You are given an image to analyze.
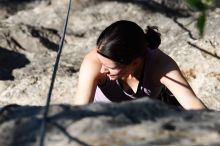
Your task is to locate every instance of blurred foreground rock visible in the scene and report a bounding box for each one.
[0,0,219,110]
[0,1,220,145]
[0,98,220,146]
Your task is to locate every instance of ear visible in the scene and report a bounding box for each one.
[130,57,142,68]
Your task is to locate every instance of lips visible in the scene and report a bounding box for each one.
[107,74,117,80]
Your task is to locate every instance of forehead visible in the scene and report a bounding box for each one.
[97,53,122,68]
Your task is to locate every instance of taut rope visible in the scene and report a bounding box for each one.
[39,0,72,146]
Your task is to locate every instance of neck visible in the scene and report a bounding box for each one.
[119,62,144,93]
[122,58,145,81]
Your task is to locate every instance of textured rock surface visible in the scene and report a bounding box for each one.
[0,0,219,110]
[0,98,220,146]
[1,1,220,146]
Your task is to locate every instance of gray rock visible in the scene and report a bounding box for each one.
[0,98,219,146]
[1,1,219,145]
[0,0,219,109]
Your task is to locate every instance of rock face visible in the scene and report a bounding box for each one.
[0,98,220,146]
[0,0,219,110]
[0,1,220,145]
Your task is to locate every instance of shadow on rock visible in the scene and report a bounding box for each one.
[29,26,60,52]
[131,0,192,18]
[0,47,30,80]
[187,41,220,60]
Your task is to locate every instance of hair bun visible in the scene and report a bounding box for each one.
[145,26,161,49]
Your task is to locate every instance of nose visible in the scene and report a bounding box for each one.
[100,65,109,74]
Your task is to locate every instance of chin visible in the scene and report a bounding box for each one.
[109,77,118,80]
[108,75,118,80]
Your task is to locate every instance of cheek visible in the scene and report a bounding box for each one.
[119,67,131,76]
[109,70,121,75]
[112,69,127,76]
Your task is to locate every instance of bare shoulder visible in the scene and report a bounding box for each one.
[83,48,99,63]
[79,48,102,80]
[75,48,102,105]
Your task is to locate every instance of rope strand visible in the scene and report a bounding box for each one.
[39,0,72,146]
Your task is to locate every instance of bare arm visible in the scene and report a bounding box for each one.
[159,54,207,110]
[74,49,101,105]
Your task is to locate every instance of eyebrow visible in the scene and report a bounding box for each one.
[97,51,120,69]
[103,64,118,69]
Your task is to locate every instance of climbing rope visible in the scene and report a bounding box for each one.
[39,0,72,146]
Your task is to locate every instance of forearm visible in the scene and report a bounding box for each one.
[181,96,207,110]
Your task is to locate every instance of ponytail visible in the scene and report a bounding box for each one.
[145,26,161,49]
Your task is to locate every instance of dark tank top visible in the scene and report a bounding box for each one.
[94,49,163,103]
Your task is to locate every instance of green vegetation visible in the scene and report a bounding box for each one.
[186,0,216,37]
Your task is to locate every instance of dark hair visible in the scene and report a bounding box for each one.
[145,26,161,49]
[96,20,161,64]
